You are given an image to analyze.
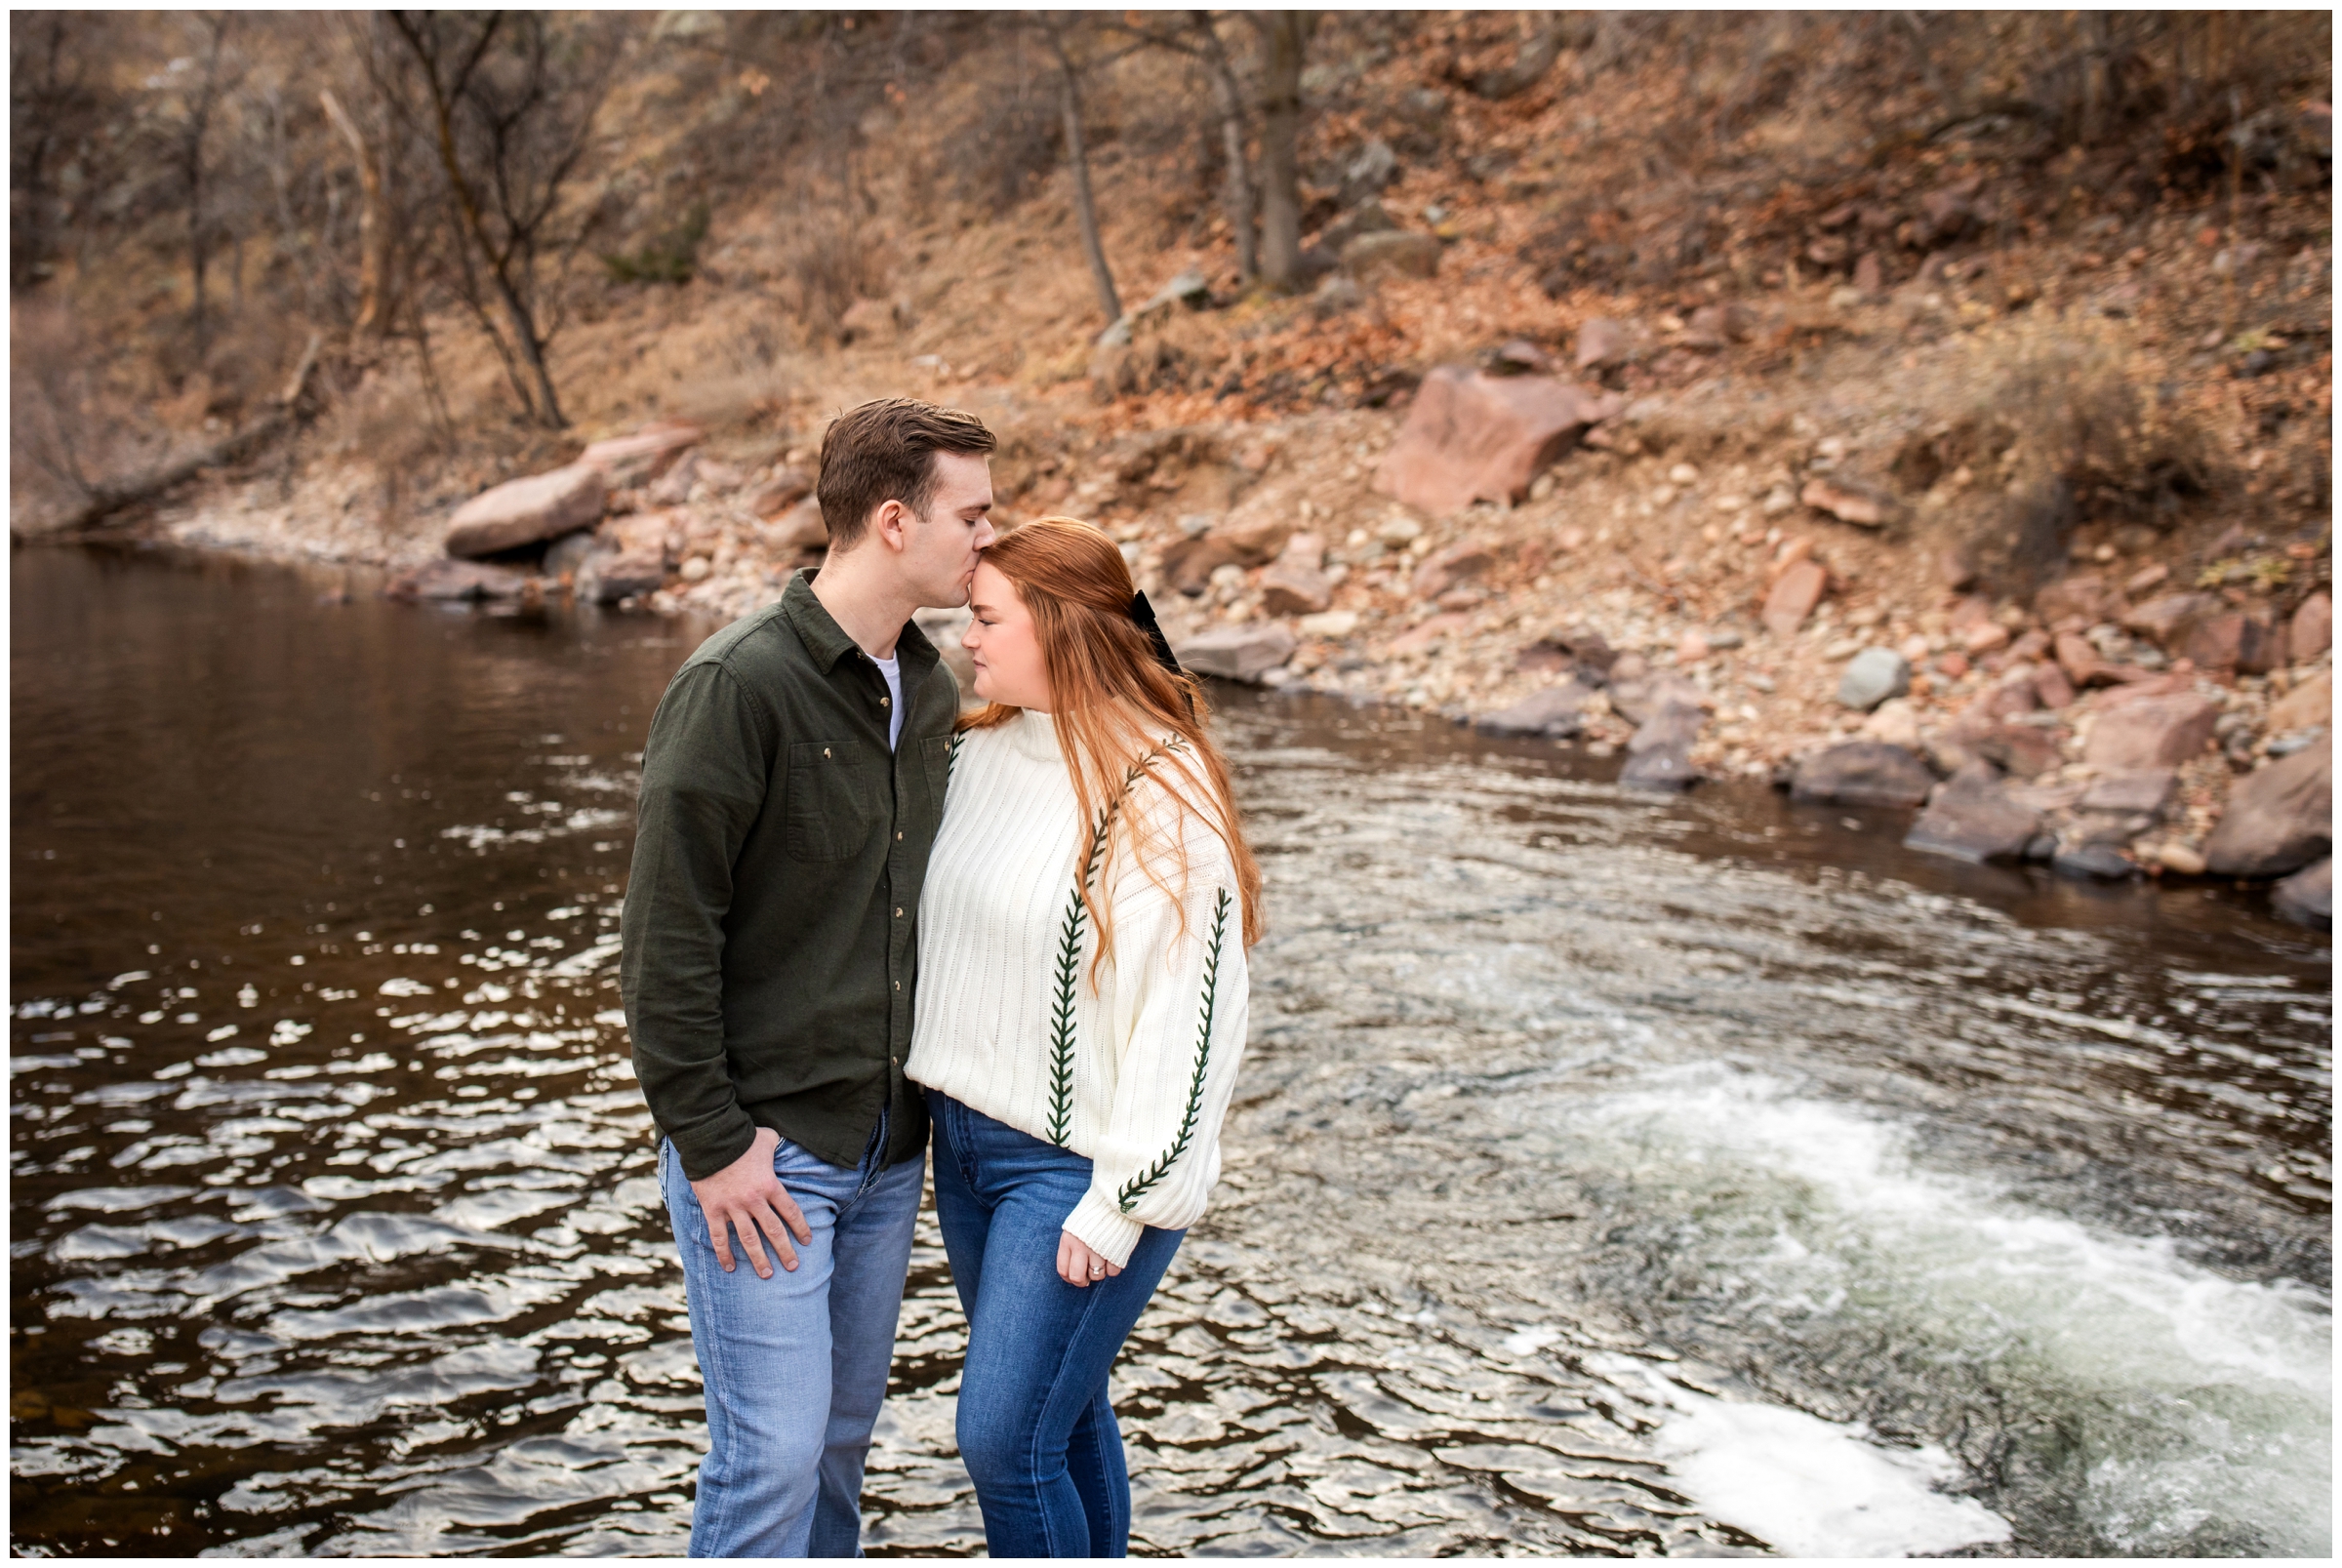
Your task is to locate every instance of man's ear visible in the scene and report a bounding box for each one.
[870,499,912,555]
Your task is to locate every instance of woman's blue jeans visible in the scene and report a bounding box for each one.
[927,1091,1186,1558]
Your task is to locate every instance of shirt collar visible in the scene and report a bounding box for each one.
[782,570,940,675]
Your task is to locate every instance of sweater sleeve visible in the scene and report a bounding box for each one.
[621,661,772,1180]
[1062,784,1250,1266]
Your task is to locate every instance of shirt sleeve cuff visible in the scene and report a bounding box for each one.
[1065,1190,1145,1269]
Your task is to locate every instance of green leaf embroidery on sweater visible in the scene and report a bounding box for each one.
[1043,741,1183,1147]
[1118,886,1232,1213]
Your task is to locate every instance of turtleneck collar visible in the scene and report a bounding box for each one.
[1006,706,1061,763]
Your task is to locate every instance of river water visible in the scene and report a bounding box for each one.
[10,543,2330,1557]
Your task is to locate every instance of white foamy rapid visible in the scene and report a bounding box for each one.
[1561,1065,2332,1556]
[1580,1352,2013,1557]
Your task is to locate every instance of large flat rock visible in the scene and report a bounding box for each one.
[1905,763,2041,863]
[1174,623,1297,683]
[2203,739,2331,877]
[445,464,607,559]
[1374,366,1622,515]
[1791,742,1935,808]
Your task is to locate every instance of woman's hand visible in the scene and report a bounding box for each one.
[1057,1229,1123,1288]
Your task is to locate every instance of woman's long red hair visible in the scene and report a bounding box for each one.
[958,517,1265,980]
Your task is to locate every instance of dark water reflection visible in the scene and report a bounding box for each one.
[11,544,2329,1556]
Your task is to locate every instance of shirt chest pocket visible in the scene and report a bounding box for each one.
[919,733,956,802]
[785,741,884,862]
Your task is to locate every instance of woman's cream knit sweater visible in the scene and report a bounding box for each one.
[906,707,1250,1266]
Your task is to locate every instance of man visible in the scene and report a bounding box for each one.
[623,397,997,1557]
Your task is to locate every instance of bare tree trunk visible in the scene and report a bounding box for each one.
[1191,13,1257,283]
[319,87,390,337]
[1047,27,1122,329]
[1252,11,1315,293]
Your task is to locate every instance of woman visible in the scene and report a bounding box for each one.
[905,517,1263,1557]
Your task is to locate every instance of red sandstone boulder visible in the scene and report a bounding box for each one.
[1790,742,1936,808]
[444,463,608,559]
[2084,690,2219,771]
[2203,740,2332,877]
[388,558,534,601]
[1259,533,1334,617]
[2035,573,2120,626]
[2053,631,2108,687]
[1375,366,1623,514]
[2121,592,2219,648]
[1905,762,2041,863]
[1412,540,1496,599]
[1174,623,1298,683]
[1576,317,1630,372]
[580,422,703,487]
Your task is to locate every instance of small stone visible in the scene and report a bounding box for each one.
[1576,317,1630,371]
[1799,476,1892,527]
[1936,651,1971,679]
[2052,842,2140,880]
[2267,669,2332,734]
[678,556,712,583]
[1668,463,1700,486]
[1298,610,1360,639]
[1861,699,1921,749]
[2154,842,2207,875]
[1962,622,2012,656]
[2291,590,2332,660]
[1762,560,1829,639]
[1705,627,1744,651]
[1837,648,1912,710]
[1412,540,1496,600]
[1676,629,1712,663]
[2125,562,2170,594]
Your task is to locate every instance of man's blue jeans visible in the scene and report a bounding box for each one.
[927,1091,1186,1558]
[658,1121,924,1558]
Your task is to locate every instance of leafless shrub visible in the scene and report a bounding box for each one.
[1949,340,2221,594]
[783,210,890,341]
[668,321,800,437]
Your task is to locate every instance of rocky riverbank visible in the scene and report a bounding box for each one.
[141,342,2331,931]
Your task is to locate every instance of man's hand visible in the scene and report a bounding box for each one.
[689,1127,813,1279]
[1057,1229,1122,1289]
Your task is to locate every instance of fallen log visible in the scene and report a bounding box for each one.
[51,333,323,535]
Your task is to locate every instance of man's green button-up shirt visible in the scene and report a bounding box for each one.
[622,573,956,1181]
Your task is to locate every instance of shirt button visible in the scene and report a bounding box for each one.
[823,747,831,758]
[896,831,904,841]
[880,696,891,706]
[893,981,901,991]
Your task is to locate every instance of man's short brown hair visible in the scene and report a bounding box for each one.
[816,397,996,551]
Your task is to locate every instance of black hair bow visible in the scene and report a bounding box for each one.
[1128,591,1182,679]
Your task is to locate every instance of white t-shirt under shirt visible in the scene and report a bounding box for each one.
[872,652,904,749]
